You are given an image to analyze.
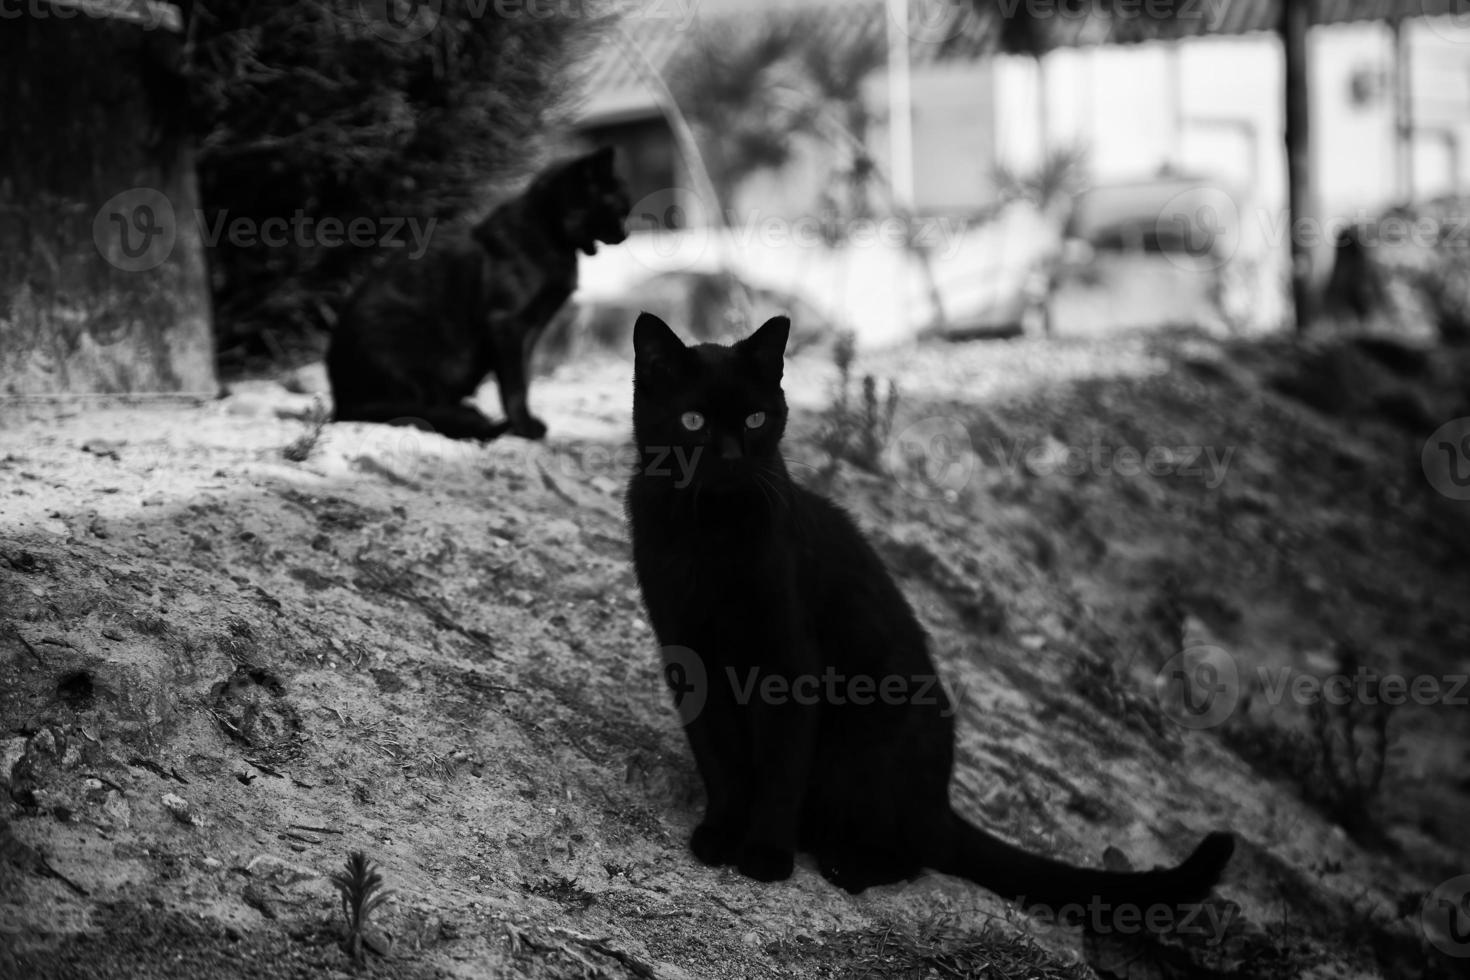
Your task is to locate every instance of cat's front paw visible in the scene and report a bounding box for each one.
[689,823,739,867]
[736,843,793,883]
[511,415,548,440]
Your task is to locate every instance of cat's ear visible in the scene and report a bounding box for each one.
[740,316,790,381]
[633,312,687,377]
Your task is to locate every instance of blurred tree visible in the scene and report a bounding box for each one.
[665,18,812,219]
[182,0,594,373]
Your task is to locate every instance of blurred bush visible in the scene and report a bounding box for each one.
[182,0,595,374]
[1323,197,1470,344]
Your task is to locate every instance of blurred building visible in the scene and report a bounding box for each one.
[576,0,1470,221]
[571,0,1470,343]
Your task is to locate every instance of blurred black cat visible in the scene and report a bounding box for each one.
[625,311,1234,915]
[327,147,629,440]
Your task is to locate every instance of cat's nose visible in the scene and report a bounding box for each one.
[720,435,743,460]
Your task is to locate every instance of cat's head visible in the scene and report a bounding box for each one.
[538,146,629,255]
[632,312,789,490]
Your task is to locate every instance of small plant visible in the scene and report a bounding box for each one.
[1221,642,1393,842]
[815,332,899,479]
[1308,643,1391,834]
[282,397,330,462]
[330,850,394,962]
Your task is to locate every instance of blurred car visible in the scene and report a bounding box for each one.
[1046,174,1244,337]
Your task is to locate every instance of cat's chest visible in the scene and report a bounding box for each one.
[642,528,793,622]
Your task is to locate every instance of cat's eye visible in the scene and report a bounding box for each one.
[745,412,767,429]
[680,411,705,432]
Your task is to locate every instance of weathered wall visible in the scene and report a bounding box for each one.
[0,11,215,397]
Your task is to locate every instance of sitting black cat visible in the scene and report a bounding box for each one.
[327,147,629,441]
[625,312,1234,916]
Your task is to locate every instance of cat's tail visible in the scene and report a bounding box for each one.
[933,809,1234,914]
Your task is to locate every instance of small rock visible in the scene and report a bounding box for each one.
[246,854,320,885]
[202,857,223,871]
[81,439,123,461]
[102,627,125,641]
[28,729,57,758]
[161,793,202,826]
[0,737,28,781]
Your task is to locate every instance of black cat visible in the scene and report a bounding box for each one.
[625,311,1234,916]
[327,147,629,441]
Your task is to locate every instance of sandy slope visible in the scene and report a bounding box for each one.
[2,332,1469,979]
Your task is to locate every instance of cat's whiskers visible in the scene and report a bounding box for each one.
[781,454,822,474]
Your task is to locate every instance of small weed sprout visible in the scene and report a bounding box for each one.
[1309,643,1391,832]
[282,397,330,462]
[816,332,899,478]
[330,850,393,962]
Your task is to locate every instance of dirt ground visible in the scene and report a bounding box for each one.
[3,329,1470,979]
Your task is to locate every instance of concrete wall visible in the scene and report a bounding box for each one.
[0,12,215,397]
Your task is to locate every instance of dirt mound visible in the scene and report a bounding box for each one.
[3,334,1469,978]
